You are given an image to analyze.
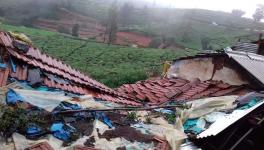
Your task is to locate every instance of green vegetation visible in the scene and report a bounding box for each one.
[127,111,137,121]
[0,106,44,138]
[0,23,198,87]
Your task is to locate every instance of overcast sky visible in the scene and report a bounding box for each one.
[145,0,264,18]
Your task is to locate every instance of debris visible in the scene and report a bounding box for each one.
[26,124,44,139]
[12,133,29,150]
[25,141,54,150]
[237,92,264,106]
[0,63,7,69]
[183,118,206,134]
[71,120,94,136]
[12,41,30,53]
[99,126,154,143]
[50,123,78,143]
[184,95,238,119]
[27,68,43,87]
[0,30,264,149]
[8,31,32,45]
[84,136,95,147]
[12,89,72,112]
[6,89,23,104]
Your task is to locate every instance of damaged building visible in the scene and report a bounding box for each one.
[0,30,264,150]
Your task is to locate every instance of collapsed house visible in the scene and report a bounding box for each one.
[117,49,264,149]
[0,30,264,150]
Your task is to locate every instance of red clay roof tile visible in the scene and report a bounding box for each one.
[26,142,54,150]
[116,77,247,103]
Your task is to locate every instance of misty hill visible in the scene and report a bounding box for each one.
[0,0,264,50]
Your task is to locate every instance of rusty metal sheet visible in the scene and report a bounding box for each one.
[0,67,9,87]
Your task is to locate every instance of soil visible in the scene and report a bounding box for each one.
[84,136,95,147]
[105,112,136,126]
[71,119,94,136]
[99,126,154,143]
[116,147,126,150]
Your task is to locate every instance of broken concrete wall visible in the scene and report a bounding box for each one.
[167,56,249,86]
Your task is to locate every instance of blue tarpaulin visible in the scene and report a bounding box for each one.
[26,124,43,139]
[9,57,16,72]
[50,123,76,141]
[92,112,113,128]
[0,63,7,69]
[238,98,261,110]
[6,89,23,104]
[183,119,204,134]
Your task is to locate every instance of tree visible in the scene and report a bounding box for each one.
[201,37,211,50]
[106,2,118,45]
[72,24,80,37]
[0,8,4,16]
[253,4,264,22]
[119,2,134,26]
[231,9,245,18]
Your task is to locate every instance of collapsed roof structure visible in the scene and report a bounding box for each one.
[0,30,264,150]
[0,31,139,106]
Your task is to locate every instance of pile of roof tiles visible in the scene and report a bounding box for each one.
[0,31,139,106]
[116,77,248,104]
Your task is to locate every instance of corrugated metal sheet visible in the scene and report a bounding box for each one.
[227,51,264,85]
[197,100,264,138]
[232,42,259,54]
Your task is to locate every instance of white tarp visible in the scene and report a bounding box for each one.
[186,95,239,119]
[13,89,72,112]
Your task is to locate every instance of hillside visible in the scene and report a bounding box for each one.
[0,23,198,87]
[63,1,264,49]
[1,0,264,50]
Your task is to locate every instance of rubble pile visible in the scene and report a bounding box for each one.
[0,31,264,150]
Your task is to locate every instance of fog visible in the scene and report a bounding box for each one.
[145,0,264,18]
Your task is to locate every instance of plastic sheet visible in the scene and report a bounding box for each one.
[238,98,261,110]
[204,112,227,123]
[237,92,264,106]
[185,95,238,119]
[154,108,174,114]
[9,57,16,72]
[183,118,206,134]
[132,123,187,150]
[12,89,72,112]
[50,123,76,141]
[6,89,23,104]
[26,124,43,139]
[0,63,7,69]
[92,112,113,128]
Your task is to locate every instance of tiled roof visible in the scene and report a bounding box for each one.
[116,77,248,104]
[0,31,140,106]
[74,145,99,150]
[26,142,54,150]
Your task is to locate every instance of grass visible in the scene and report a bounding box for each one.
[0,23,198,88]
